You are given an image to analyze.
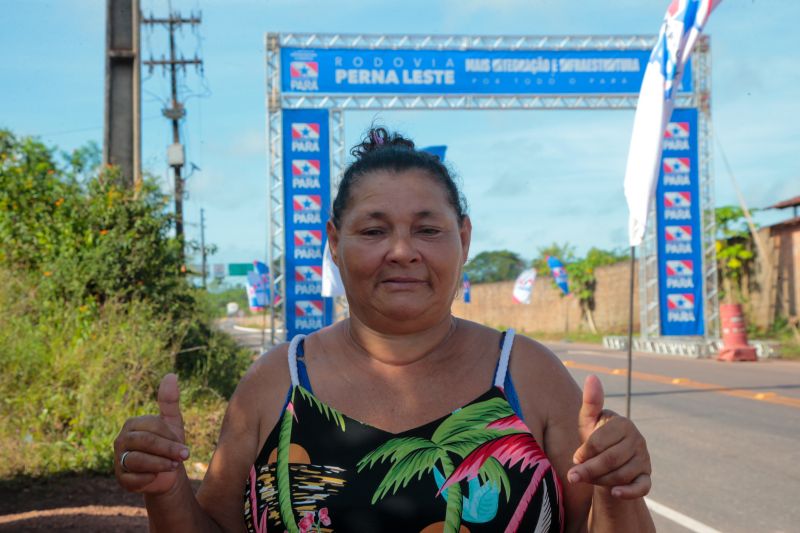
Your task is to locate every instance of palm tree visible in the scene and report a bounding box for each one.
[358,397,519,533]
[438,416,563,533]
[276,396,300,533]
[276,386,347,533]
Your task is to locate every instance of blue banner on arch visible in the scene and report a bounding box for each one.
[282,109,334,339]
[282,47,692,95]
[656,107,704,336]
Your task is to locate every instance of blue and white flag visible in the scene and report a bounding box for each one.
[624,0,722,246]
[462,272,471,303]
[246,272,266,311]
[547,256,570,295]
[246,261,270,311]
[421,145,447,161]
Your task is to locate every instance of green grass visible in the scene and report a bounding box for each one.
[0,269,244,478]
[492,325,606,345]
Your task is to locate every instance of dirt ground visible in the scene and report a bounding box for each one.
[0,474,199,532]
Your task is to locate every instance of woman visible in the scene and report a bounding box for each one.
[115,128,654,532]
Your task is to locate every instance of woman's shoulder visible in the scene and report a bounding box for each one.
[247,341,292,382]
[506,332,582,427]
[509,333,571,377]
[229,341,293,417]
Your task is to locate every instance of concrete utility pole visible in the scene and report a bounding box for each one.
[103,0,142,189]
[142,10,202,259]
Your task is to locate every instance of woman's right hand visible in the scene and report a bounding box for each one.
[114,373,191,495]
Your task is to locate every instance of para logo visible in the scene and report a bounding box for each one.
[665,225,692,241]
[292,194,323,224]
[294,229,322,247]
[291,122,321,153]
[667,293,694,310]
[664,122,689,138]
[295,299,323,317]
[663,191,692,220]
[292,194,322,212]
[663,157,690,174]
[292,159,321,176]
[664,191,691,208]
[295,265,323,282]
[666,259,694,289]
[666,259,693,277]
[289,61,319,91]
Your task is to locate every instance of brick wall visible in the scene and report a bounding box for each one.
[451,261,639,333]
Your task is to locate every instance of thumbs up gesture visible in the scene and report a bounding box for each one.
[566,375,652,499]
[114,374,192,494]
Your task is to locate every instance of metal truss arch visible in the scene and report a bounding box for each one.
[273,32,658,51]
[266,32,717,346]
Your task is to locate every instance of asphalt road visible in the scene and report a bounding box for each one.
[546,341,800,533]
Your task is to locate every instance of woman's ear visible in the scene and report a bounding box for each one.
[460,216,472,264]
[326,219,340,266]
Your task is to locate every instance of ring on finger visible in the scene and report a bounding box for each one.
[120,450,133,473]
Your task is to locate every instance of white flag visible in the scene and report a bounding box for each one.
[512,268,537,305]
[321,243,345,297]
[624,0,721,246]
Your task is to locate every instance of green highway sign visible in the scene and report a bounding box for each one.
[228,263,255,276]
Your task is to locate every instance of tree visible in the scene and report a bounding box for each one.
[0,129,250,398]
[531,242,576,277]
[567,248,627,333]
[532,243,625,334]
[715,206,757,304]
[464,250,525,284]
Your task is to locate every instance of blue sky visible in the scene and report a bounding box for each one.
[2,0,798,281]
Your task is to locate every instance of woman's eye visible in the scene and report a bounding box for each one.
[361,228,385,236]
[418,227,441,236]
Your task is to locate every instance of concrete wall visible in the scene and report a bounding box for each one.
[451,261,639,333]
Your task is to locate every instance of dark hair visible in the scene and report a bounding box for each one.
[331,126,468,228]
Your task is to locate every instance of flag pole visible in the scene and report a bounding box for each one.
[260,304,267,352]
[626,245,635,418]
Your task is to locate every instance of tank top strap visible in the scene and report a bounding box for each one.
[493,328,516,388]
[287,334,306,387]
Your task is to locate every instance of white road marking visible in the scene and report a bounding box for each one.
[645,497,721,533]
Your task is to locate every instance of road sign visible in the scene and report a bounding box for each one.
[228,263,255,276]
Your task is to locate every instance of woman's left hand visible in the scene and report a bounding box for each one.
[567,375,652,499]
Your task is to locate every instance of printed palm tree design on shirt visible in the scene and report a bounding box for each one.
[439,414,563,533]
[275,386,347,533]
[357,397,524,533]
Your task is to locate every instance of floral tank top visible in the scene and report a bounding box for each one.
[243,329,564,533]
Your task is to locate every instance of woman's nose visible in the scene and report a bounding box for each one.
[386,232,420,263]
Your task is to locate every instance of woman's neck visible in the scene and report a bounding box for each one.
[344,315,459,368]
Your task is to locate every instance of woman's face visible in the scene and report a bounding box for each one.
[328,169,471,333]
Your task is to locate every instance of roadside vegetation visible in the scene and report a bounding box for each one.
[0,130,250,477]
[715,206,800,359]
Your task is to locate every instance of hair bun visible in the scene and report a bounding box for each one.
[350,126,415,159]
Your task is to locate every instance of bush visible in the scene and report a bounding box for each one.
[0,269,173,475]
[0,130,251,476]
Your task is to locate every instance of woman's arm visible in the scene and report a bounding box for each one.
[193,346,290,531]
[509,336,654,533]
